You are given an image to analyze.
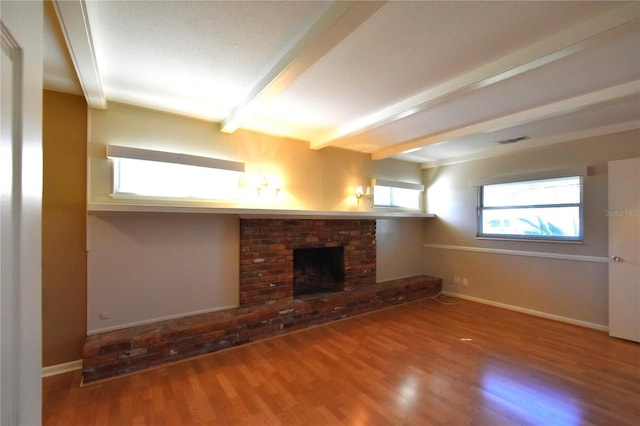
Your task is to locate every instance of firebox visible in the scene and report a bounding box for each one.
[293,247,345,296]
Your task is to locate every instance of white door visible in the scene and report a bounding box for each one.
[608,158,640,342]
[1,2,43,424]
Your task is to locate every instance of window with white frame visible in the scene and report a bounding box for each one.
[372,179,424,210]
[477,175,583,241]
[107,145,244,201]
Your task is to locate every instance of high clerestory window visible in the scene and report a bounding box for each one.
[476,171,583,242]
[372,178,424,210]
[107,145,244,201]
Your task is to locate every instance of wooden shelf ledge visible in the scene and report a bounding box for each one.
[87,203,436,219]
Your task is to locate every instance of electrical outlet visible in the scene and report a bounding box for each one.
[462,278,469,287]
[453,276,461,285]
[100,312,110,320]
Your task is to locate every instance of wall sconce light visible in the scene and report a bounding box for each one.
[355,185,371,205]
[256,175,282,200]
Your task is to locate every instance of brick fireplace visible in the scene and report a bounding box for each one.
[239,219,376,305]
[82,218,441,383]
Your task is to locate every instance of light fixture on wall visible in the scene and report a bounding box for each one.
[355,185,371,205]
[256,175,282,200]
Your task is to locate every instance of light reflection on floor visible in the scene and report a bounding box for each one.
[396,375,419,407]
[479,360,582,425]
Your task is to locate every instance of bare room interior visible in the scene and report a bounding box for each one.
[1,1,639,424]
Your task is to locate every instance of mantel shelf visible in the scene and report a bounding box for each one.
[87,203,435,219]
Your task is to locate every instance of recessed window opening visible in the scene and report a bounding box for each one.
[107,145,244,201]
[478,176,583,241]
[372,178,424,210]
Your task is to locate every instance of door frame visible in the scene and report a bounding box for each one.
[0,2,43,424]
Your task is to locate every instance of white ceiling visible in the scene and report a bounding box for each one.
[44,1,640,167]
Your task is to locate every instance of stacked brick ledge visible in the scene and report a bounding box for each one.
[82,275,442,383]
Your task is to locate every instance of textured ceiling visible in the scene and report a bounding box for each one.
[44,0,640,167]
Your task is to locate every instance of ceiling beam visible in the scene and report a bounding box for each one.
[419,120,640,169]
[311,3,640,150]
[220,1,386,134]
[52,0,106,108]
[371,81,640,160]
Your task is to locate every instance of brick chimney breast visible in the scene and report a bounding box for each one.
[239,219,376,306]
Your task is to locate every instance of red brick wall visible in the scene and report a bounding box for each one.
[239,219,376,306]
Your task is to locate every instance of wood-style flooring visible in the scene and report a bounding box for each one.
[43,297,640,425]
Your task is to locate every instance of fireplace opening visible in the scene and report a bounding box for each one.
[293,247,345,296]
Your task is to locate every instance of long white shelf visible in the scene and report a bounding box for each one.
[87,203,435,219]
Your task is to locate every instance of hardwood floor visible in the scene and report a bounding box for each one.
[43,298,640,425]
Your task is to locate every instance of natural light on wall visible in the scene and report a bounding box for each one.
[107,145,244,201]
[372,178,424,210]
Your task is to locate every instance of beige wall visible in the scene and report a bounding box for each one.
[42,91,87,366]
[45,94,637,361]
[88,102,422,211]
[423,130,640,327]
[377,218,426,282]
[86,103,427,333]
[87,101,322,209]
[87,215,239,333]
[45,93,637,361]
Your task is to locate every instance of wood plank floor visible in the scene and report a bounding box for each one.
[43,298,640,425]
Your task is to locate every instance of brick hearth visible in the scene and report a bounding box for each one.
[82,219,442,383]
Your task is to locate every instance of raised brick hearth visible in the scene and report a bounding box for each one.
[82,219,442,383]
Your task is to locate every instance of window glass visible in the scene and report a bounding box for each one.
[373,185,421,209]
[373,185,392,206]
[113,157,241,200]
[478,176,582,241]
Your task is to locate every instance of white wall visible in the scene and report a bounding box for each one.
[423,130,640,328]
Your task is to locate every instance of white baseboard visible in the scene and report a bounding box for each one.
[42,359,83,378]
[442,290,609,332]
